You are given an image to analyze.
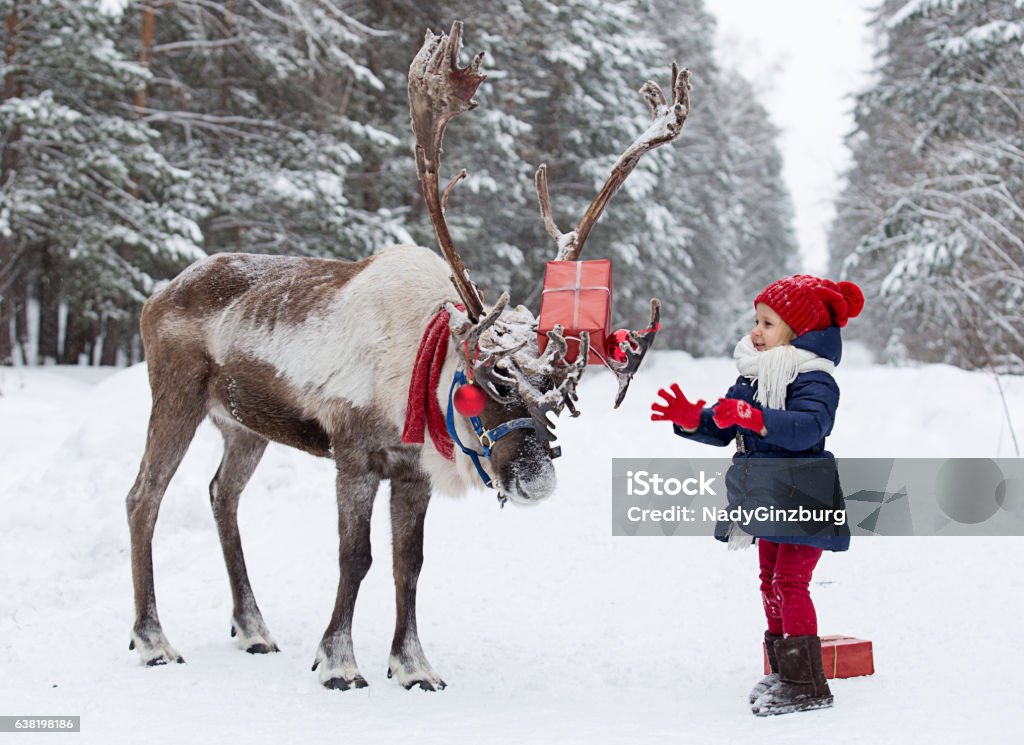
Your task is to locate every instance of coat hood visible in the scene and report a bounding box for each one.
[792,325,843,366]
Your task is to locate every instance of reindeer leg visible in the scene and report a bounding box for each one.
[127,380,207,666]
[209,423,276,654]
[312,448,378,690]
[387,472,445,691]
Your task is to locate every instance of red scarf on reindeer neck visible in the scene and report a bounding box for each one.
[401,307,456,461]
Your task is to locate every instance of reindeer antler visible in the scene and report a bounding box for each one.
[496,326,591,432]
[536,65,692,261]
[608,299,661,408]
[409,21,487,321]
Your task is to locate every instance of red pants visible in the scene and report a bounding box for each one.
[759,540,823,636]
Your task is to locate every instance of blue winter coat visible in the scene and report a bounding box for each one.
[674,326,851,552]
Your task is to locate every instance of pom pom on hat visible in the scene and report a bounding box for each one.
[755,275,864,337]
[839,281,864,319]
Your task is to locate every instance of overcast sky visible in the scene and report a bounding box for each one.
[702,0,876,274]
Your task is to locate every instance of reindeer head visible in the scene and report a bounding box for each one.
[409,22,688,504]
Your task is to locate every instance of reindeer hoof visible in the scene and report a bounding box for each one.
[313,641,367,690]
[406,678,446,692]
[246,643,280,655]
[131,629,184,667]
[388,654,446,691]
[230,616,278,655]
[145,653,185,666]
[323,675,368,691]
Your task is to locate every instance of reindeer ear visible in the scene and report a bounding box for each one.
[446,302,473,339]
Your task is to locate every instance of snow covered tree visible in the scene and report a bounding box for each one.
[493,0,692,333]
[0,0,203,364]
[339,0,542,305]
[713,70,799,341]
[0,0,798,365]
[643,0,798,353]
[346,0,798,353]
[831,0,1024,371]
[118,0,411,260]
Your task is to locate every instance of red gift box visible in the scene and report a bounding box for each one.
[537,260,612,365]
[762,635,874,679]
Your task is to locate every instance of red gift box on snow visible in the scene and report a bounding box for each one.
[537,260,612,365]
[762,635,874,679]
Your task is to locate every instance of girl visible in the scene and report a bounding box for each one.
[651,275,863,716]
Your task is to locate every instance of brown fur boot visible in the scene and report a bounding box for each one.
[752,635,833,716]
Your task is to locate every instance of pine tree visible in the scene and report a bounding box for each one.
[714,68,799,349]
[0,0,203,364]
[120,0,411,261]
[645,0,799,353]
[831,0,1024,371]
[0,0,800,364]
[344,0,797,353]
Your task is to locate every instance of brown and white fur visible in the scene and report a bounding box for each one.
[127,19,684,691]
[126,243,554,690]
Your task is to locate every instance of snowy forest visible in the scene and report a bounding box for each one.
[830,0,1024,372]
[0,0,1021,372]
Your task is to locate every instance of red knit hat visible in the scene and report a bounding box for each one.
[754,275,865,336]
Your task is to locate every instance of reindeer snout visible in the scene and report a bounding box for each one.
[504,472,556,504]
[500,438,557,504]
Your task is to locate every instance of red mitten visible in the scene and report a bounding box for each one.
[651,383,706,431]
[712,398,765,433]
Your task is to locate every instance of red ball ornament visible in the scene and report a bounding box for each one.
[606,328,635,363]
[454,382,488,417]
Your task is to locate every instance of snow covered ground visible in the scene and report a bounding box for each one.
[2,349,1022,744]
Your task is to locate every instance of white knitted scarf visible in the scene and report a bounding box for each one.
[733,334,835,411]
[727,335,835,550]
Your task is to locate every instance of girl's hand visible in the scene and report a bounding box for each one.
[712,398,767,436]
[651,383,706,431]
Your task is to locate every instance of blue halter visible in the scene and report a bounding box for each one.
[445,368,535,504]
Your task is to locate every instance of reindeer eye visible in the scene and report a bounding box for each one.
[491,382,515,400]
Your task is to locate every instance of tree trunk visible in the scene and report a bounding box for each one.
[0,279,11,366]
[100,318,122,366]
[133,2,156,113]
[12,266,28,363]
[221,0,235,115]
[127,316,142,364]
[63,308,92,365]
[37,248,61,363]
[1,3,21,366]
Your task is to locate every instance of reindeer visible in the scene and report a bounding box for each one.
[126,21,690,691]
